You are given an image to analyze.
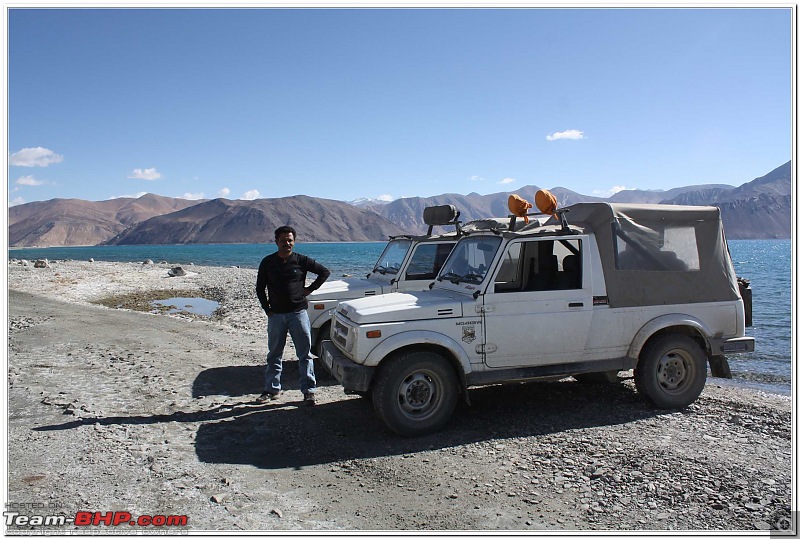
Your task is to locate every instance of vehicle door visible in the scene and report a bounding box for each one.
[481,237,593,368]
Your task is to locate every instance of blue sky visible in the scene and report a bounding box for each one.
[6,6,794,206]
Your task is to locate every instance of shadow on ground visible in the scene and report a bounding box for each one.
[190,379,670,470]
[192,361,338,399]
[35,365,669,470]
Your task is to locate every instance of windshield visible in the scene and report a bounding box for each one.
[438,236,502,285]
[372,239,412,275]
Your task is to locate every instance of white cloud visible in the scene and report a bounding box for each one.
[470,175,484,182]
[128,168,162,180]
[15,175,45,186]
[217,188,231,198]
[9,197,26,206]
[498,178,515,185]
[241,190,260,200]
[181,192,205,200]
[376,194,394,202]
[546,129,585,141]
[9,147,64,167]
[593,185,632,198]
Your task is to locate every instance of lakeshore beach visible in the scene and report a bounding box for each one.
[5,259,794,532]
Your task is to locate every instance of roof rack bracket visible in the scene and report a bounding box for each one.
[554,208,575,234]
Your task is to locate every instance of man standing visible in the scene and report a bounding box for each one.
[255,225,330,406]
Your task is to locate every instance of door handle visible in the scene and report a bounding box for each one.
[568,302,584,308]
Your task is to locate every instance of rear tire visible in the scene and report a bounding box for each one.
[372,351,459,437]
[634,334,707,409]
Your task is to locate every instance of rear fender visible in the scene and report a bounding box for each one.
[627,314,711,361]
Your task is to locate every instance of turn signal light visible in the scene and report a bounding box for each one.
[366,330,382,339]
[314,304,325,310]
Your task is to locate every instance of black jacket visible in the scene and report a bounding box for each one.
[256,252,330,314]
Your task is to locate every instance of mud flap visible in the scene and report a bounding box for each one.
[738,277,753,327]
[708,355,732,379]
[458,369,471,406]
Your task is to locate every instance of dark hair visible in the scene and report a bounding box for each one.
[274,225,297,241]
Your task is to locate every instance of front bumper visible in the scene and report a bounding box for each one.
[320,340,375,393]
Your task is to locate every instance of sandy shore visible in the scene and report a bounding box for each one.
[5,259,796,532]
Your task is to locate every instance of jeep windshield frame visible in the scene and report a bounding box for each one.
[437,235,502,288]
[370,239,412,278]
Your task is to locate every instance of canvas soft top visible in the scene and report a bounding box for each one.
[552,202,740,308]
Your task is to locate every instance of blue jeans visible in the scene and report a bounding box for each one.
[264,310,316,395]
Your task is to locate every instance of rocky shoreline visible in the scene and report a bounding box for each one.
[7,258,264,331]
[5,259,796,532]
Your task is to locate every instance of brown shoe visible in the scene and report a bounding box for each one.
[256,391,282,403]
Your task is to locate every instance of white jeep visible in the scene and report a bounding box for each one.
[321,202,755,436]
[307,205,462,355]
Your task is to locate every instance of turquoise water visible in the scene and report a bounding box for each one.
[7,242,388,277]
[8,240,792,392]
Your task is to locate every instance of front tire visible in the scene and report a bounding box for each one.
[312,322,331,357]
[312,323,333,381]
[634,334,707,409]
[372,351,459,437]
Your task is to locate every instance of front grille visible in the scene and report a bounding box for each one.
[332,319,349,349]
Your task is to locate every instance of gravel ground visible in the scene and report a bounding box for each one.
[5,259,796,533]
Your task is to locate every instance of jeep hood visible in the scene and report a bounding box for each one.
[338,291,464,324]
[308,278,386,301]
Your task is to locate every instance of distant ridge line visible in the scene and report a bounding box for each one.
[7,160,791,246]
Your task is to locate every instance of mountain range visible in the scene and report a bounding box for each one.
[8,161,791,247]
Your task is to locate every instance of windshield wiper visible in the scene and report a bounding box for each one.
[438,271,463,284]
[459,273,483,283]
[373,265,388,274]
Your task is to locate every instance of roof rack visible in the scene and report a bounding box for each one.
[387,205,463,241]
[508,212,548,231]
